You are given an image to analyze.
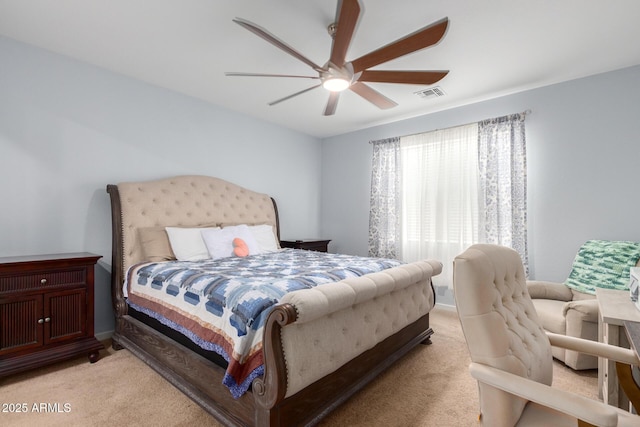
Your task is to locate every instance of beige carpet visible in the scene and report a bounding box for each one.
[0,307,597,426]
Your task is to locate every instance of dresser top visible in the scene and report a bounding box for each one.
[0,252,102,267]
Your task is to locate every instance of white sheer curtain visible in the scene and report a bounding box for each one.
[400,123,483,290]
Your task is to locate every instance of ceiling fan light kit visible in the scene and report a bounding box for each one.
[322,78,350,92]
[321,62,354,91]
[226,0,449,116]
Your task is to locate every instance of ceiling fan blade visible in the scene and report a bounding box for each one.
[268,84,322,106]
[349,82,397,109]
[324,92,340,116]
[351,17,449,73]
[233,18,325,72]
[225,72,320,79]
[358,70,449,85]
[329,0,361,68]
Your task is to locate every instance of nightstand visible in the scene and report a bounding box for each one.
[280,239,331,252]
[0,252,105,377]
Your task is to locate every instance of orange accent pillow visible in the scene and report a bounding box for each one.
[233,238,250,257]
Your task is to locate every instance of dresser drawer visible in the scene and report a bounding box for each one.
[0,268,87,294]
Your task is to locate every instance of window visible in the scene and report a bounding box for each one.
[369,113,528,306]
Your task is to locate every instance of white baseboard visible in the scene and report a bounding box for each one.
[434,302,457,312]
[95,330,114,342]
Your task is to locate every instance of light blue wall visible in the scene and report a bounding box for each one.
[3,33,639,329]
[321,65,640,305]
[0,36,323,336]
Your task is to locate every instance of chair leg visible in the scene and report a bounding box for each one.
[616,361,640,412]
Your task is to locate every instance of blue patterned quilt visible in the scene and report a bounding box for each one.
[125,248,402,398]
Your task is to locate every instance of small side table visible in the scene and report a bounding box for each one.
[280,239,331,252]
[596,288,640,409]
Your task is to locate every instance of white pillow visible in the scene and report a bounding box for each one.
[201,225,261,259]
[165,227,219,261]
[248,224,279,253]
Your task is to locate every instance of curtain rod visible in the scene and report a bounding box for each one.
[369,109,531,143]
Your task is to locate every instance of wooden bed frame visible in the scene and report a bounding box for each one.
[107,175,441,426]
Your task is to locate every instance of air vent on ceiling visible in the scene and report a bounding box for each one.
[414,86,446,99]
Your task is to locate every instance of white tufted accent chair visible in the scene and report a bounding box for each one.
[454,244,640,427]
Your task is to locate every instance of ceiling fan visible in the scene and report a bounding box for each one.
[225,0,449,116]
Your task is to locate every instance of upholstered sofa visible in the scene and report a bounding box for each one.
[527,240,640,370]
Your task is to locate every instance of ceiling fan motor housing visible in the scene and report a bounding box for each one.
[327,22,338,38]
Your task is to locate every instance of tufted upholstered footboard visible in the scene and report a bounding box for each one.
[253,259,441,426]
[107,175,441,426]
[279,259,440,398]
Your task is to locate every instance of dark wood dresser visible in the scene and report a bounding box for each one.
[280,239,331,252]
[0,252,104,377]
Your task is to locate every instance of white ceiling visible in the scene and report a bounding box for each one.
[1,0,640,138]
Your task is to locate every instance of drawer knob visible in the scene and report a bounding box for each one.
[44,317,51,323]
[40,278,47,285]
[38,318,44,324]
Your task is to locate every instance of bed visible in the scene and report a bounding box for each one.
[107,175,441,426]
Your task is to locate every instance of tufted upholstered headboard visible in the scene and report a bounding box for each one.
[107,175,279,288]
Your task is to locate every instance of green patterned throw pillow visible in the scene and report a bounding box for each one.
[564,240,640,295]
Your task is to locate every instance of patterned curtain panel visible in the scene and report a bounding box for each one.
[368,137,401,258]
[478,113,529,274]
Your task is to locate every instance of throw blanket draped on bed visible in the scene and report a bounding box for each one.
[125,248,402,398]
